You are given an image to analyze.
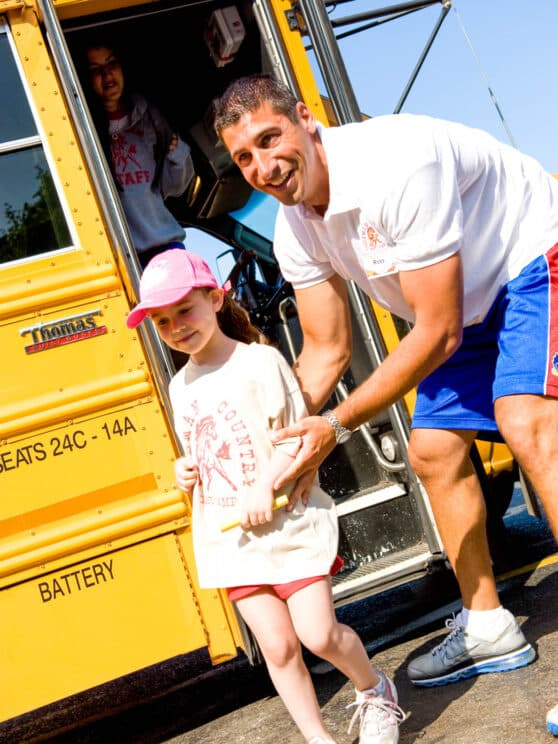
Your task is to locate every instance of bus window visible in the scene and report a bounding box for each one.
[0,27,72,264]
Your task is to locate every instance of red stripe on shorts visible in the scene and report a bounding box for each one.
[545,243,558,395]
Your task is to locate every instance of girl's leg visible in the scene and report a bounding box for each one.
[287,577,379,692]
[235,588,332,742]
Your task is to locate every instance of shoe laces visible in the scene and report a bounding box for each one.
[431,612,465,658]
[346,694,408,738]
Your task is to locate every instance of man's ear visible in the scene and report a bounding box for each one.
[295,101,317,134]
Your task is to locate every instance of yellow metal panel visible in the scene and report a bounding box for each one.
[1,0,24,11]
[50,0,153,21]
[268,0,329,124]
[0,262,121,320]
[0,535,210,721]
[475,441,515,477]
[0,484,188,577]
[176,528,244,662]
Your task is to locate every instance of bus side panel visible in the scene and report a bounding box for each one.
[0,532,236,721]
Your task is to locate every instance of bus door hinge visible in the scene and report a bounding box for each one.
[0,0,26,11]
[285,3,305,33]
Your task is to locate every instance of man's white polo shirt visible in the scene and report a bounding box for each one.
[274,114,558,325]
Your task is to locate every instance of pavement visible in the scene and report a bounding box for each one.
[164,556,558,744]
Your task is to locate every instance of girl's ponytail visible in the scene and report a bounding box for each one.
[217,292,264,344]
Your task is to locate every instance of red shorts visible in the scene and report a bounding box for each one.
[226,555,344,602]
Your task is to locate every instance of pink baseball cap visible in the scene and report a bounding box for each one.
[126,248,219,328]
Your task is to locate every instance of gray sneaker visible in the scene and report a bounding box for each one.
[407,612,536,687]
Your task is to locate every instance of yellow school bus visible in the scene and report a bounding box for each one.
[0,0,526,733]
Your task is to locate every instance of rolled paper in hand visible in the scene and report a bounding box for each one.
[220,494,289,532]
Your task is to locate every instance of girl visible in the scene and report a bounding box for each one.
[126,248,407,743]
[84,40,194,267]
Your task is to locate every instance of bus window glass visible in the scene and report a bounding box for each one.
[0,148,72,262]
[0,35,36,141]
[0,29,73,264]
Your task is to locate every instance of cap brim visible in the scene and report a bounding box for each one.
[126,304,150,328]
[125,286,194,328]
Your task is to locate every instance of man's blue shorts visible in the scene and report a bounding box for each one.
[412,242,558,439]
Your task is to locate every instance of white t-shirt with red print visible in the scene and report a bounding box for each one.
[169,342,338,589]
[274,114,558,326]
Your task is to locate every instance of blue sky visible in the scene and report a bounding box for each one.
[321,0,557,172]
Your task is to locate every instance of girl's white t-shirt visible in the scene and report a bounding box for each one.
[169,342,338,588]
[275,114,558,326]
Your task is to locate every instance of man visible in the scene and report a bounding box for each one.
[214,74,558,735]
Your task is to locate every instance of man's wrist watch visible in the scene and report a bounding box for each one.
[322,409,353,444]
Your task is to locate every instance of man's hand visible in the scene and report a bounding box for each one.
[174,455,198,494]
[271,415,336,492]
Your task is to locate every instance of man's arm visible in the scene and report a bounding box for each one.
[291,273,353,414]
[273,252,464,488]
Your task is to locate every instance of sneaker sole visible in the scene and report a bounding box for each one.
[548,721,558,736]
[409,643,536,687]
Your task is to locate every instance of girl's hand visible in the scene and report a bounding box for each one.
[168,133,179,154]
[174,455,198,494]
[240,486,274,529]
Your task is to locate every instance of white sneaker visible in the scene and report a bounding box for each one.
[308,739,336,744]
[346,673,408,744]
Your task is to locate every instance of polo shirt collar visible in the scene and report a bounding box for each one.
[317,122,359,218]
[291,121,359,222]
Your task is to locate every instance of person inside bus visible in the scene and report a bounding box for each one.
[83,39,194,268]
[213,74,558,735]
[125,247,409,744]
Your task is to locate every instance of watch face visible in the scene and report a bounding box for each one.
[337,428,352,444]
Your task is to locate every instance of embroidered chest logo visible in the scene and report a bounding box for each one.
[360,222,383,250]
[358,221,397,277]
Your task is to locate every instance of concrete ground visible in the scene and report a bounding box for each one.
[165,558,558,744]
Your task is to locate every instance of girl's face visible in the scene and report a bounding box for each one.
[86,46,125,113]
[149,288,225,364]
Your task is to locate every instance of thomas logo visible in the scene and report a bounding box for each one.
[20,309,107,354]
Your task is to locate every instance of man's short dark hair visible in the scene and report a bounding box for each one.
[214,74,299,140]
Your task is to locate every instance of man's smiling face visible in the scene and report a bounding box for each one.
[222,101,329,212]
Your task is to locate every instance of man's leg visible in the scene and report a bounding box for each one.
[491,243,558,734]
[496,393,558,735]
[406,426,535,686]
[495,393,558,537]
[408,427,499,610]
